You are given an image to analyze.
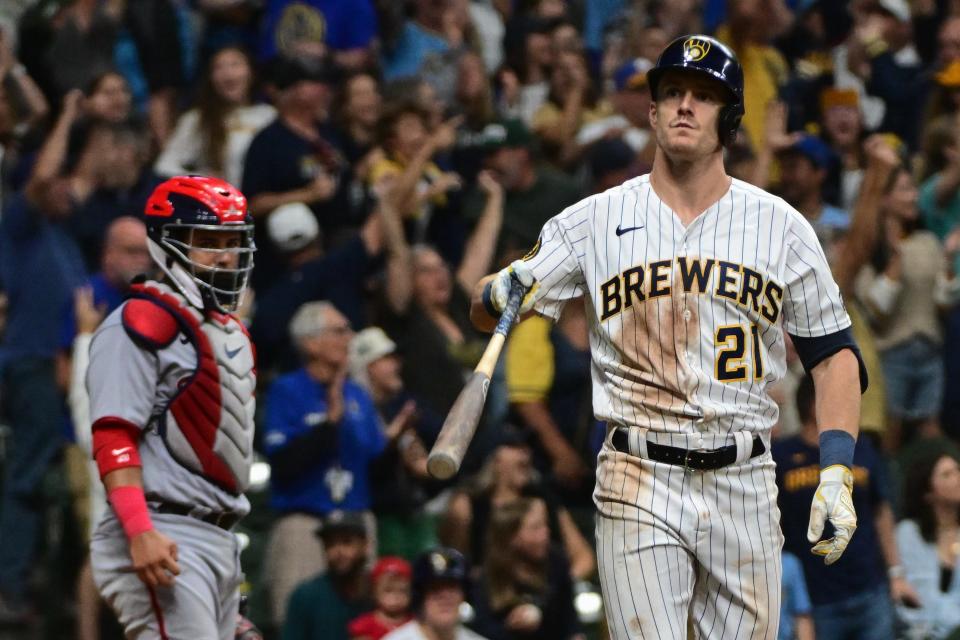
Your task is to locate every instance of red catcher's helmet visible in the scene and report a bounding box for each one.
[144,176,255,313]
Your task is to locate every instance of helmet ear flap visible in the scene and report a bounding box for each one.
[718,103,743,147]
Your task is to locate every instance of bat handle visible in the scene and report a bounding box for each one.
[494,278,528,337]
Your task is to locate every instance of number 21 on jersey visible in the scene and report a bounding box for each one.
[714,323,765,382]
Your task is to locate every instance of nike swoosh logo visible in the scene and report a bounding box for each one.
[225,345,243,359]
[615,224,644,236]
[111,447,132,456]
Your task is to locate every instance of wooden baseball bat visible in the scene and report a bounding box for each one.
[426,279,528,480]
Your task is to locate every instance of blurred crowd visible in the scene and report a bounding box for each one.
[2,0,960,639]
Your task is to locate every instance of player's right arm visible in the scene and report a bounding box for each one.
[469,205,589,332]
[87,301,182,587]
[100,466,180,587]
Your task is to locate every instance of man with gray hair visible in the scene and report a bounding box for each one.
[260,301,388,627]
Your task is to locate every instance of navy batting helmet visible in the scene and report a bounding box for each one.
[411,547,469,610]
[647,35,745,146]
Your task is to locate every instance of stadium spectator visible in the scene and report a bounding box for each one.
[383,547,487,640]
[531,49,609,168]
[263,301,393,627]
[855,163,960,445]
[379,169,503,418]
[462,118,581,265]
[0,99,89,622]
[249,198,391,375]
[80,69,132,125]
[896,449,960,639]
[347,556,414,640]
[368,102,462,242]
[820,88,868,210]
[259,0,378,70]
[440,427,595,581]
[774,375,917,640]
[283,510,374,640]
[348,327,444,561]
[469,496,583,640]
[774,134,849,256]
[242,55,351,289]
[155,45,275,188]
[505,302,594,501]
[779,551,815,640]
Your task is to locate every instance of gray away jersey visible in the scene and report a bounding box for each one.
[86,302,254,517]
[523,174,850,436]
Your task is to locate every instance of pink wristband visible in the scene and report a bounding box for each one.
[108,486,153,540]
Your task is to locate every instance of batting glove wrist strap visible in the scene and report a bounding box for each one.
[808,464,857,565]
[819,429,856,469]
[481,281,500,318]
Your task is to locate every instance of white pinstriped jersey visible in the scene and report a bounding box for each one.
[524,174,850,437]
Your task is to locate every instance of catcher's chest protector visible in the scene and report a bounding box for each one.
[132,282,256,494]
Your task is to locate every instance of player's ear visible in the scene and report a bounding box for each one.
[649,100,658,127]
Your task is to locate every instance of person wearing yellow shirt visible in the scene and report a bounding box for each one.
[368,103,462,242]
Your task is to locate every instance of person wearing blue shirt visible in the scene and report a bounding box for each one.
[262,300,387,628]
[259,0,377,70]
[0,191,87,620]
[774,374,919,640]
[381,1,453,81]
[779,551,814,640]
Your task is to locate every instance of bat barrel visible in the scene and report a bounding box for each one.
[426,278,528,479]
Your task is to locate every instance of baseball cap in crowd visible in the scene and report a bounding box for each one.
[266,202,319,252]
[589,138,636,182]
[316,510,367,540]
[348,327,397,389]
[479,119,534,151]
[936,60,960,87]
[265,56,340,91]
[779,134,837,170]
[873,0,910,22]
[614,58,654,92]
[371,556,413,584]
[820,87,859,112]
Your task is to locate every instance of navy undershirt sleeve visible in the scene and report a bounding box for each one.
[788,327,868,393]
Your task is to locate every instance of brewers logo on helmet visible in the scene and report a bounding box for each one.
[647,34,745,145]
[683,37,711,62]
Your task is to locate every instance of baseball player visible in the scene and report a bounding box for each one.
[86,175,257,639]
[471,35,866,639]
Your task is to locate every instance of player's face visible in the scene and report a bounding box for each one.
[511,499,550,562]
[211,48,252,105]
[323,532,368,577]
[421,582,463,630]
[374,574,412,616]
[187,229,243,270]
[650,70,726,159]
[929,455,960,506]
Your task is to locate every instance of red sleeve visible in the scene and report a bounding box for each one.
[92,417,143,478]
[122,299,179,350]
